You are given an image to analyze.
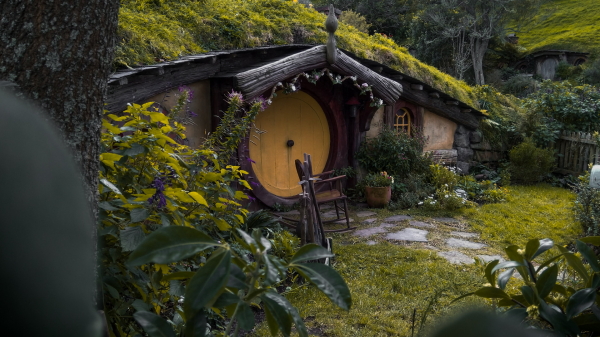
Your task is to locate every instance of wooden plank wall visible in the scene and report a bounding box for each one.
[554,131,600,175]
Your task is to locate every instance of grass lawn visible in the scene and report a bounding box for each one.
[512,0,600,53]
[252,184,580,336]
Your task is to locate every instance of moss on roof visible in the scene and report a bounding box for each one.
[512,0,600,54]
[117,0,479,107]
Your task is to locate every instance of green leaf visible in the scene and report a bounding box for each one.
[124,143,146,157]
[521,285,536,306]
[536,254,565,273]
[504,245,529,281]
[130,208,149,223]
[563,252,590,282]
[264,302,281,337]
[133,311,176,337]
[104,283,120,299]
[184,311,207,337]
[160,214,171,226]
[184,249,231,316]
[213,292,239,308]
[484,260,500,285]
[566,288,597,319]
[450,292,475,304]
[539,300,580,336]
[236,229,256,250]
[262,291,307,337]
[99,201,119,211]
[552,284,567,297]
[579,236,600,246]
[532,238,554,260]
[264,255,282,285]
[525,239,540,261]
[132,299,150,312]
[261,294,293,337]
[162,271,195,281]
[226,264,247,290]
[120,226,146,252]
[473,287,510,299]
[169,280,185,297]
[100,178,122,194]
[127,226,217,266]
[536,265,558,299]
[497,268,514,290]
[504,308,527,323]
[491,261,524,274]
[576,240,600,272]
[292,263,352,311]
[289,244,334,264]
[236,301,255,331]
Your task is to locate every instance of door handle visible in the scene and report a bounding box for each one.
[287,140,294,147]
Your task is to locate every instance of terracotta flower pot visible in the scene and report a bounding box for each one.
[365,186,391,208]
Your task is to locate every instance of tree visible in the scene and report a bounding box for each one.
[0,0,120,305]
[340,10,371,34]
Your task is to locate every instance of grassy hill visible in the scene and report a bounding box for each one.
[514,0,600,54]
[117,0,478,107]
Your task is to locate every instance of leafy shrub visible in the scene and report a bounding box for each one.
[421,164,472,211]
[501,75,539,98]
[456,237,600,336]
[555,60,583,81]
[340,10,371,34]
[583,57,600,86]
[389,173,435,209]
[243,209,282,237]
[574,169,600,236]
[430,163,459,190]
[508,138,555,184]
[363,171,394,187]
[357,125,430,179]
[270,230,301,261]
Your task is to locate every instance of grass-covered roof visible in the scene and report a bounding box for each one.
[117,0,479,107]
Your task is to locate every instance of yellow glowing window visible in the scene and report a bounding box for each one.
[394,109,411,133]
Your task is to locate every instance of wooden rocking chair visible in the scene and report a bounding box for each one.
[294,158,352,230]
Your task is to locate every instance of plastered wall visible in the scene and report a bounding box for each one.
[422,109,457,151]
[365,106,384,138]
[146,80,212,148]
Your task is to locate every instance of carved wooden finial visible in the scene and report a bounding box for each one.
[325,4,338,65]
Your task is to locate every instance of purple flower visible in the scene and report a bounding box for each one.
[246,194,256,202]
[250,181,260,187]
[149,177,167,208]
[189,110,198,118]
[361,83,368,88]
[246,157,256,164]
[227,91,244,103]
[251,96,269,111]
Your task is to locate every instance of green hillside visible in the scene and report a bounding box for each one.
[117,0,478,107]
[514,0,600,53]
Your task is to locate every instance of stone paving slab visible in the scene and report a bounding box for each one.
[423,245,439,250]
[355,202,369,208]
[356,211,377,217]
[354,226,388,238]
[366,240,377,246]
[386,228,428,242]
[451,231,478,239]
[321,211,339,219]
[333,218,355,224]
[446,238,487,249]
[433,217,460,223]
[409,221,436,228]
[438,251,474,264]
[476,255,505,263]
[319,205,332,210]
[275,210,300,216]
[384,215,412,222]
[362,218,377,224]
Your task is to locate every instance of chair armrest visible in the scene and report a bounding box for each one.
[313,170,334,177]
[314,175,346,184]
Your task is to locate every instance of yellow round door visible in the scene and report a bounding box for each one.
[250,91,330,197]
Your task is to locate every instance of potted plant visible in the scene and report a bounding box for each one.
[364,171,393,208]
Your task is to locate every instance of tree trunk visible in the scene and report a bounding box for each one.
[471,37,489,85]
[0,0,120,307]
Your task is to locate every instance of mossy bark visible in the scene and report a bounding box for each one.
[0,0,120,307]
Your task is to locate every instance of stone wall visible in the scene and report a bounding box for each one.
[454,127,505,173]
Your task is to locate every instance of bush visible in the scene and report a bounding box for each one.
[357,125,430,179]
[574,169,600,236]
[501,75,539,98]
[508,138,555,184]
[340,10,371,34]
[555,60,583,81]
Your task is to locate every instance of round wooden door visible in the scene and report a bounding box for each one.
[250,91,330,198]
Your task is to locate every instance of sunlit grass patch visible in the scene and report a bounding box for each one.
[465,184,579,247]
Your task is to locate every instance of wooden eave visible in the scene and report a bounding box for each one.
[107,44,483,129]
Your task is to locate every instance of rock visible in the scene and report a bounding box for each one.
[356,211,377,217]
[321,211,338,219]
[470,131,482,143]
[454,132,470,148]
[379,223,396,228]
[319,205,333,210]
[470,140,492,150]
[456,161,470,174]
[428,149,458,165]
[456,124,470,135]
[384,215,412,222]
[423,245,439,250]
[438,251,474,264]
[333,218,354,224]
[473,151,503,163]
[366,240,377,246]
[354,226,388,238]
[386,228,428,242]
[475,174,486,180]
[476,255,505,263]
[433,217,459,223]
[451,231,478,239]
[457,147,474,161]
[362,218,377,224]
[409,221,435,228]
[446,238,487,249]
[275,210,300,216]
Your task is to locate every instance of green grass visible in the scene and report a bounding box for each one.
[251,184,579,336]
[117,0,479,107]
[512,0,600,54]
